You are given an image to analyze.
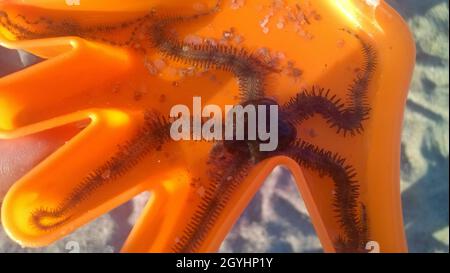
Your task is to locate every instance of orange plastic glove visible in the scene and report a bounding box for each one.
[0,0,415,252]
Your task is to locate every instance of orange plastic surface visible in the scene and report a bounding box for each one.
[0,0,415,252]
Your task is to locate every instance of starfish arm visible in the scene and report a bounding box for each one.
[282,139,366,251]
[281,32,377,137]
[170,143,252,253]
[282,86,369,136]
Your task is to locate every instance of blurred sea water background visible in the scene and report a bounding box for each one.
[0,0,448,253]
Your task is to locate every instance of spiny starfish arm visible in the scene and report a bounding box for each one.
[281,139,367,252]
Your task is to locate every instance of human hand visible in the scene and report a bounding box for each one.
[0,47,68,203]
